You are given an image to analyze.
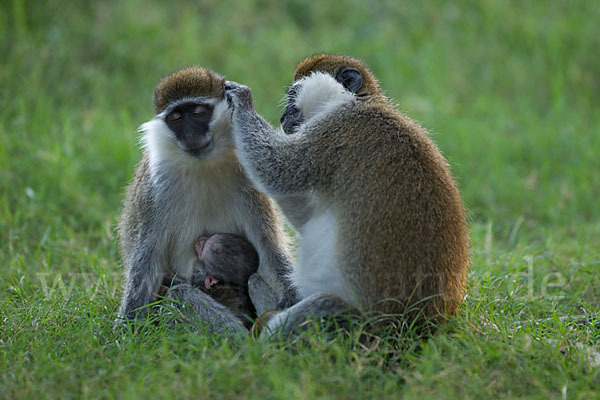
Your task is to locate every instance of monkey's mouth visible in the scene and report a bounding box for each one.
[280,104,303,135]
[186,148,208,158]
[184,141,213,158]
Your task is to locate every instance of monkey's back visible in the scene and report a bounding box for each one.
[332,103,469,319]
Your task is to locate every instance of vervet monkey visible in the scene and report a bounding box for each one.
[116,67,295,333]
[225,54,469,337]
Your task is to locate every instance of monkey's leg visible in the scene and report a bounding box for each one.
[247,273,280,316]
[167,283,248,335]
[258,292,355,339]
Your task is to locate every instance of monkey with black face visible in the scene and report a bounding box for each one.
[226,54,469,338]
[117,67,295,334]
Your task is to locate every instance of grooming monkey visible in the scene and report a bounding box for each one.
[117,67,295,333]
[226,54,469,337]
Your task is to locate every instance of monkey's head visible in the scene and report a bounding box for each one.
[146,66,233,160]
[280,54,383,134]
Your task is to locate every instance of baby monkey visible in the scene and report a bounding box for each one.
[194,233,258,291]
[162,233,259,328]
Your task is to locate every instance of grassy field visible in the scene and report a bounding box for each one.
[1,0,599,398]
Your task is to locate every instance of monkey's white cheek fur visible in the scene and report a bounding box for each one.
[139,99,232,177]
[139,118,187,177]
[295,72,355,120]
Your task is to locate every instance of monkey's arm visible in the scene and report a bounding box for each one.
[117,174,166,322]
[235,190,299,315]
[226,82,330,197]
[117,240,164,321]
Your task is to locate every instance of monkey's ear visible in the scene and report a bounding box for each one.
[335,67,362,93]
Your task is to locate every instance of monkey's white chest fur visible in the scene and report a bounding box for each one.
[292,209,348,302]
[158,170,242,279]
[283,73,357,305]
[142,118,243,279]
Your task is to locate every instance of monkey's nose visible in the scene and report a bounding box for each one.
[280,104,297,124]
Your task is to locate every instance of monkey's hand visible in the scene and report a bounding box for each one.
[250,310,282,339]
[224,81,255,114]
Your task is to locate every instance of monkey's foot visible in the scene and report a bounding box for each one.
[204,274,219,289]
[250,310,281,339]
[194,236,209,260]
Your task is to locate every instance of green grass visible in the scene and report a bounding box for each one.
[1,0,599,398]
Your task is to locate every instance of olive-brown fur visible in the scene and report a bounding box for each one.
[293,54,469,319]
[293,53,381,98]
[153,67,225,114]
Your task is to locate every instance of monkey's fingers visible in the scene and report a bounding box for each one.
[224,80,244,91]
[224,81,253,109]
[250,310,281,339]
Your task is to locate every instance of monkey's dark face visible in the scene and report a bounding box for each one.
[280,85,303,135]
[164,101,215,158]
[280,67,362,135]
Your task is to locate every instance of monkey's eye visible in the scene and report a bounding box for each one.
[192,105,209,117]
[167,111,183,122]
